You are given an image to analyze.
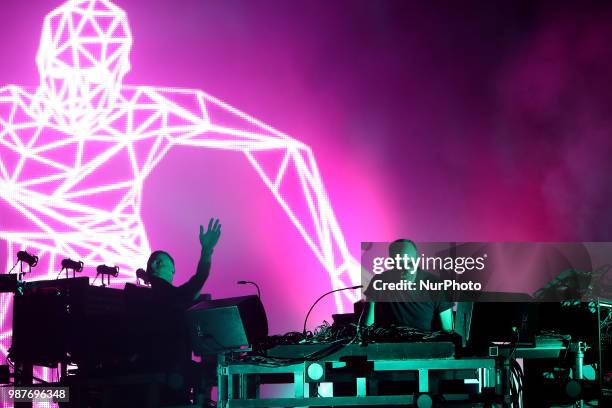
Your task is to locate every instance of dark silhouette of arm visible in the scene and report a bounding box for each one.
[154,219,221,307]
[177,218,221,302]
[176,247,212,301]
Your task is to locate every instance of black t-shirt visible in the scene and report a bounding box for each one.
[150,276,200,311]
[149,260,211,311]
[145,262,211,369]
[364,269,452,330]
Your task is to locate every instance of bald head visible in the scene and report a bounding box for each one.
[146,250,175,284]
[389,239,419,274]
[389,239,417,258]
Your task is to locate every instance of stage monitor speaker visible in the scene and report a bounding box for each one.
[0,275,17,293]
[468,301,539,353]
[186,295,268,354]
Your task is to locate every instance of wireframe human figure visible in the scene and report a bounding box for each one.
[0,0,360,373]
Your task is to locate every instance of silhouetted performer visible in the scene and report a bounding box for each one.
[145,218,221,309]
[136,218,221,406]
[364,239,453,332]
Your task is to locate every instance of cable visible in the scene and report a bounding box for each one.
[348,302,368,345]
[7,260,19,274]
[237,281,261,298]
[510,358,524,405]
[509,325,521,361]
[243,323,457,368]
[302,285,362,336]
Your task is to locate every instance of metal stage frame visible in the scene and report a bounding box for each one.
[217,355,499,407]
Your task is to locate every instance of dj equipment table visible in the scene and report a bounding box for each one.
[217,343,499,408]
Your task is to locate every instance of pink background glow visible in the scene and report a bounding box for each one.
[2,0,612,338]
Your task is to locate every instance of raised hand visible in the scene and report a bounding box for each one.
[199,218,221,252]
